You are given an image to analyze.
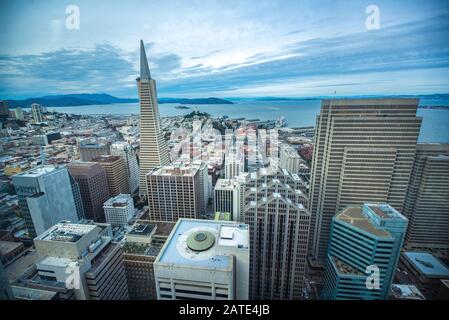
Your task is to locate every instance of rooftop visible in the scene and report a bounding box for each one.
[0,240,23,256]
[149,164,199,177]
[104,194,132,207]
[92,155,121,163]
[331,256,364,276]
[403,252,449,278]
[336,206,391,238]
[390,284,425,300]
[14,165,59,178]
[128,223,155,237]
[157,219,249,269]
[36,222,97,243]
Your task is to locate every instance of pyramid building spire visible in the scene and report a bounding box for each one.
[140,40,152,79]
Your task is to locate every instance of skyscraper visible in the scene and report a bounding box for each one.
[79,141,110,161]
[243,168,310,299]
[137,40,170,196]
[214,178,243,221]
[123,221,175,300]
[14,107,24,120]
[403,143,449,255]
[146,162,205,221]
[111,141,140,194]
[93,155,130,196]
[321,203,408,300]
[12,165,80,237]
[33,221,129,300]
[103,194,135,227]
[309,98,422,264]
[68,171,86,221]
[279,144,302,174]
[224,151,244,179]
[67,162,111,222]
[154,219,249,300]
[31,103,44,123]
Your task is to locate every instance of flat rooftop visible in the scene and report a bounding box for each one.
[92,155,121,163]
[14,165,58,178]
[36,222,97,243]
[157,219,249,269]
[365,203,404,220]
[0,240,23,256]
[128,223,155,237]
[391,284,425,300]
[403,252,449,277]
[331,256,364,276]
[336,207,391,238]
[104,194,132,207]
[149,164,199,177]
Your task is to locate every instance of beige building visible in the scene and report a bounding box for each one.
[243,168,310,299]
[146,162,205,222]
[309,98,422,264]
[137,40,170,196]
[404,143,449,256]
[93,155,130,197]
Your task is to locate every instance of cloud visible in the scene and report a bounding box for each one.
[0,10,448,98]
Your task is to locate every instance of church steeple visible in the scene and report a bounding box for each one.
[140,40,152,79]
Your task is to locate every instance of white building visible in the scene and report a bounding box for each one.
[279,144,301,174]
[111,142,140,194]
[31,103,44,123]
[154,219,249,300]
[14,107,24,120]
[33,221,129,300]
[103,194,135,226]
[214,178,243,221]
[224,151,244,179]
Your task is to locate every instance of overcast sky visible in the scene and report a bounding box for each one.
[1,0,448,99]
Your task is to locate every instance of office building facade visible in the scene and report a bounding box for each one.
[154,219,249,300]
[243,168,310,299]
[403,143,449,255]
[321,203,408,300]
[12,166,80,237]
[93,155,130,196]
[111,141,140,194]
[67,162,110,222]
[309,98,422,263]
[137,40,170,196]
[103,194,134,227]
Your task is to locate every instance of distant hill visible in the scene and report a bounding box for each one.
[158,97,233,104]
[4,94,233,108]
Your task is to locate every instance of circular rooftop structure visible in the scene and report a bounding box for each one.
[186,231,215,252]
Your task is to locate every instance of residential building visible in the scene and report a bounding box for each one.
[154,219,250,300]
[31,103,44,123]
[279,144,302,174]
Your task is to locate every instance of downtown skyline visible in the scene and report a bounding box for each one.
[1,0,449,99]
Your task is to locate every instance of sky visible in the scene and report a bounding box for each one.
[0,0,449,99]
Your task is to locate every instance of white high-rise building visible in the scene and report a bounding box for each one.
[111,142,140,194]
[137,40,170,196]
[224,151,244,179]
[33,221,129,300]
[154,219,249,300]
[31,103,44,123]
[12,165,80,237]
[279,144,301,174]
[214,178,243,221]
[103,194,135,227]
